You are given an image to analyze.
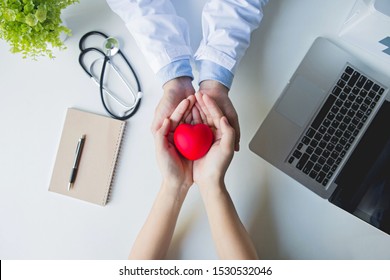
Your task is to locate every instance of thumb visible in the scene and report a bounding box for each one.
[219,116,235,153]
[155,118,170,148]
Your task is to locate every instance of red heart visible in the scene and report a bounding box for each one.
[173,123,214,160]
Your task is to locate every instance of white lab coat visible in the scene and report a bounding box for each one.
[106,0,268,87]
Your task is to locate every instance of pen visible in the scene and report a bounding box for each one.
[68,134,86,191]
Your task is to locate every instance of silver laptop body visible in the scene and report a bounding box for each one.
[249,37,390,200]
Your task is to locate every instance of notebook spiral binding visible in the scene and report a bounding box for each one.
[103,121,127,205]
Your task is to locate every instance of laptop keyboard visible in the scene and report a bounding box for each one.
[287,65,385,187]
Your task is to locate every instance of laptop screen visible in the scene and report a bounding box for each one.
[330,99,390,235]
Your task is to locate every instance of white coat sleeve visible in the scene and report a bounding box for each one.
[195,0,269,88]
[106,0,193,84]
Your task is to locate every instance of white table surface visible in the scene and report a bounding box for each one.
[1,0,390,260]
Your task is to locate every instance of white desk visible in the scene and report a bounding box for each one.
[1,0,390,259]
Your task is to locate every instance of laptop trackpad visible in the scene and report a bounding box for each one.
[276,75,325,127]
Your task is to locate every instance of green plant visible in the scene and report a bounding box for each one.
[0,0,79,59]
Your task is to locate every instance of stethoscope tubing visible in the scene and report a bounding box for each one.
[78,31,142,120]
[99,55,141,120]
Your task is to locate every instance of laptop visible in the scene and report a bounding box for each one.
[249,37,390,235]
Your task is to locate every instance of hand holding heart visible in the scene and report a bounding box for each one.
[191,93,235,188]
[154,96,196,194]
[154,92,235,193]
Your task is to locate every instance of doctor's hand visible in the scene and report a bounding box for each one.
[198,80,240,151]
[152,77,195,134]
[154,96,196,198]
[193,93,235,190]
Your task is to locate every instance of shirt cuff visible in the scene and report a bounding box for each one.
[196,60,234,89]
[157,59,194,86]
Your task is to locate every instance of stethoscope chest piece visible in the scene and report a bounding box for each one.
[104,37,120,57]
[78,31,142,120]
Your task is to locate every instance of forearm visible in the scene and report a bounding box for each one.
[200,183,258,260]
[195,0,269,88]
[106,0,192,74]
[198,0,268,63]
[129,182,187,259]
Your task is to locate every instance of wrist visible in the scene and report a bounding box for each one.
[163,76,194,92]
[199,80,229,103]
[199,80,229,93]
[161,180,190,203]
[162,76,195,101]
[198,178,226,199]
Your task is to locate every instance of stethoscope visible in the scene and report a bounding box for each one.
[78,31,142,120]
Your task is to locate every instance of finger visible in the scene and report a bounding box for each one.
[151,118,161,135]
[233,118,241,151]
[195,102,208,124]
[187,94,196,105]
[225,112,240,151]
[161,118,171,137]
[184,112,193,124]
[219,116,235,153]
[155,118,170,149]
[195,92,213,125]
[169,99,190,130]
[192,106,202,124]
[202,94,224,129]
[195,92,209,115]
[182,95,196,123]
[167,131,175,144]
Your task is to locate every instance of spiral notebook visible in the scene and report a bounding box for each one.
[49,108,126,206]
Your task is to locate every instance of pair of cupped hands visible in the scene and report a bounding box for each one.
[152,78,239,196]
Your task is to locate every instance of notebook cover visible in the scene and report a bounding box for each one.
[49,108,126,206]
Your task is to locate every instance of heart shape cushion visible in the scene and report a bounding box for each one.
[173,123,214,160]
